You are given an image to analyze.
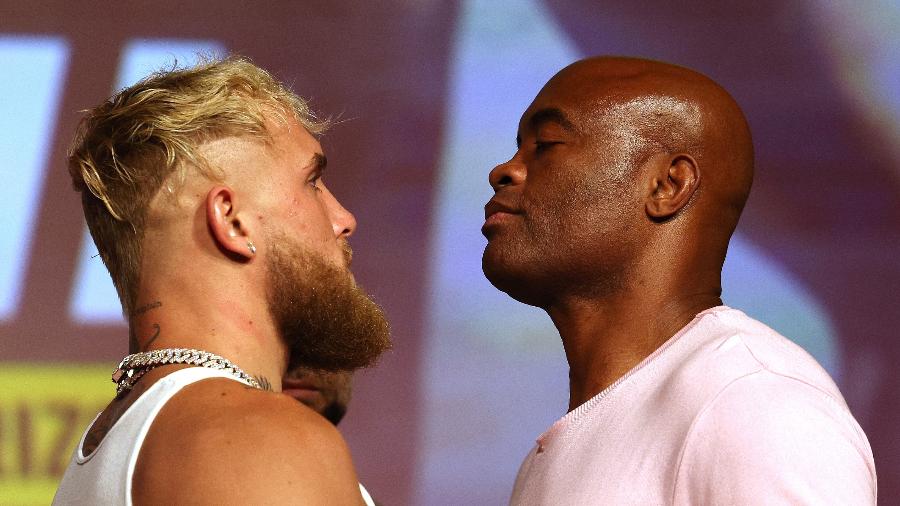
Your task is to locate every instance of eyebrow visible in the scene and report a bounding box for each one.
[517,107,576,147]
[309,153,327,173]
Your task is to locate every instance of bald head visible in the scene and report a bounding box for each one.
[483,56,754,308]
[543,56,754,225]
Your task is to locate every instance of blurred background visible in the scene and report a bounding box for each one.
[1,0,898,504]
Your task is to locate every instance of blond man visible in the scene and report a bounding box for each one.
[53,56,390,505]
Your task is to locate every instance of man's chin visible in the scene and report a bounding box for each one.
[266,234,392,372]
[482,249,552,308]
[482,243,520,287]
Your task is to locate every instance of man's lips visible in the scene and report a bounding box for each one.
[282,377,321,391]
[483,198,520,234]
[281,378,322,402]
[484,199,520,220]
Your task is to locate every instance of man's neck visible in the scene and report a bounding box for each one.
[548,290,722,412]
[127,288,287,392]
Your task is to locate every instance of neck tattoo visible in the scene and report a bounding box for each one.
[112,348,262,396]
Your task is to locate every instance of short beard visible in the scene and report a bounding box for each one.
[266,235,391,372]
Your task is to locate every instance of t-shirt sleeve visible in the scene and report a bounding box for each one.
[672,371,877,505]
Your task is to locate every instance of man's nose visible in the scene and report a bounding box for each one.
[324,186,357,238]
[335,206,356,239]
[489,156,526,191]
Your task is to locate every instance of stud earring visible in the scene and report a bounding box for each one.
[247,240,257,255]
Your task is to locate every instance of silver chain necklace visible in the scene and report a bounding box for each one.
[112,348,261,395]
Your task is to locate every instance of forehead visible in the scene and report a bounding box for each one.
[193,117,322,190]
[267,116,323,164]
[519,71,617,134]
[520,69,696,142]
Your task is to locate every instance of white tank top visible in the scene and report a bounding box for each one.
[52,367,376,505]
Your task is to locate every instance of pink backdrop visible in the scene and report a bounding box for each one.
[2,1,898,504]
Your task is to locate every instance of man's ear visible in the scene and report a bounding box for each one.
[645,154,701,220]
[206,185,255,260]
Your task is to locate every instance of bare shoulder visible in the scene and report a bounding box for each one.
[133,377,363,505]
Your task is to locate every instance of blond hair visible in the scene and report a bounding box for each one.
[68,55,327,316]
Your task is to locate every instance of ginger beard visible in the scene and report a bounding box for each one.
[265,234,391,372]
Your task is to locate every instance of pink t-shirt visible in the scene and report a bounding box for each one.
[509,306,876,505]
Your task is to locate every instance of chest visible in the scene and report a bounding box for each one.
[509,401,697,505]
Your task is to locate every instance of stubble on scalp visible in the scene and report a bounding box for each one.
[266,233,391,372]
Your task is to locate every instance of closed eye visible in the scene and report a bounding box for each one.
[535,140,562,153]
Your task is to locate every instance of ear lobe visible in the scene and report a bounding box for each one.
[645,154,700,220]
[206,185,255,260]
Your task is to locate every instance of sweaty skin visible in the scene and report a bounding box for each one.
[482,56,754,411]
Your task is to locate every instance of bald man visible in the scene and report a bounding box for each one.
[482,57,876,504]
